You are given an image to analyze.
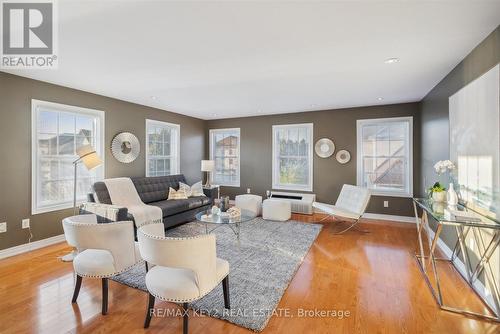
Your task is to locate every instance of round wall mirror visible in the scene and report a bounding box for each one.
[336,149,351,164]
[111,132,140,163]
[315,138,335,158]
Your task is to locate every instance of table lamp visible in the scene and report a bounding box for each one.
[201,160,214,187]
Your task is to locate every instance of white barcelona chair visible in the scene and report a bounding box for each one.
[137,223,230,334]
[313,184,371,234]
[62,214,142,314]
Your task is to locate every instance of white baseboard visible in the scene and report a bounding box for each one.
[0,234,66,260]
[425,226,497,315]
[362,213,416,223]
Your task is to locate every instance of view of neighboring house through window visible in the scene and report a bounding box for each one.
[32,100,104,214]
[272,123,313,191]
[146,119,180,177]
[209,128,240,186]
[356,117,413,197]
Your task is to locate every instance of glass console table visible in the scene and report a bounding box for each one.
[413,198,500,322]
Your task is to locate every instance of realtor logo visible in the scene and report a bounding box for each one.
[1,0,58,68]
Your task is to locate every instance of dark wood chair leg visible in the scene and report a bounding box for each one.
[102,278,108,315]
[222,276,230,309]
[72,275,82,303]
[182,303,189,334]
[144,293,155,328]
[145,261,149,273]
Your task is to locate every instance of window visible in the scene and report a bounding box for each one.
[32,100,104,214]
[272,123,313,191]
[356,117,413,197]
[209,128,240,187]
[146,119,180,177]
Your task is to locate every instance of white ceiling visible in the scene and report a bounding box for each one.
[3,1,500,120]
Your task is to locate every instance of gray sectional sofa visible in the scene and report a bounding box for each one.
[85,175,216,232]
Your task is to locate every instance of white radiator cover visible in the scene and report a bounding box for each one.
[269,191,316,215]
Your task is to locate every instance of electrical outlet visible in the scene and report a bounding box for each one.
[0,222,6,233]
[383,201,389,208]
[247,188,251,194]
[22,219,30,229]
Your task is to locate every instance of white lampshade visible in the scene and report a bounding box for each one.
[201,160,215,172]
[76,145,102,170]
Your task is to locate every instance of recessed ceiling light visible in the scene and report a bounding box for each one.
[377,97,384,101]
[310,104,316,108]
[384,57,400,64]
[212,113,217,118]
[150,95,157,100]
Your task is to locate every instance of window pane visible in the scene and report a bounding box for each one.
[76,135,92,150]
[163,142,170,156]
[76,116,94,137]
[146,121,179,176]
[60,160,74,180]
[362,125,377,141]
[390,140,405,156]
[165,159,171,175]
[358,118,411,196]
[376,138,390,156]
[39,159,58,181]
[59,113,75,134]
[210,129,240,186]
[58,135,75,155]
[273,124,312,190]
[38,134,57,155]
[34,102,103,213]
[38,111,57,133]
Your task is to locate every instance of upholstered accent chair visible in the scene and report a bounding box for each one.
[137,223,230,334]
[62,214,142,314]
[313,184,371,234]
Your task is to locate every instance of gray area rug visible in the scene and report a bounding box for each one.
[113,218,322,331]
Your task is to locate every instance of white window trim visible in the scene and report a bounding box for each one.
[31,99,105,215]
[209,128,241,187]
[356,116,413,198]
[145,119,181,177]
[272,123,314,192]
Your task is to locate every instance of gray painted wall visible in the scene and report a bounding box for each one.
[1,25,497,252]
[207,103,421,217]
[0,72,206,250]
[420,26,500,248]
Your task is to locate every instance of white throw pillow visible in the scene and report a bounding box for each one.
[167,187,188,200]
[179,181,206,197]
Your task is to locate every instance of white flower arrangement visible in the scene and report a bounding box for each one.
[434,160,455,175]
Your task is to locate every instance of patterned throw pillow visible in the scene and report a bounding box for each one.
[179,181,206,197]
[167,187,188,200]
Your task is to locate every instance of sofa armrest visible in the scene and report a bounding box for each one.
[79,202,129,223]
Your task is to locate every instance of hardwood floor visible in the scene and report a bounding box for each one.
[0,215,498,334]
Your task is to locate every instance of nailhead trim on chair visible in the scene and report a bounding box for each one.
[76,260,145,279]
[148,273,229,303]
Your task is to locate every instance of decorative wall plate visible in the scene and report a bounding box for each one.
[314,138,335,158]
[336,149,351,164]
[111,132,140,163]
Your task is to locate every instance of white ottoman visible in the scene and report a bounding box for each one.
[262,199,291,221]
[235,194,262,216]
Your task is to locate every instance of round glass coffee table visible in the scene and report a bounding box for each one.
[195,209,256,239]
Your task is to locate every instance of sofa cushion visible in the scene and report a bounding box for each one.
[132,175,187,204]
[153,196,211,217]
